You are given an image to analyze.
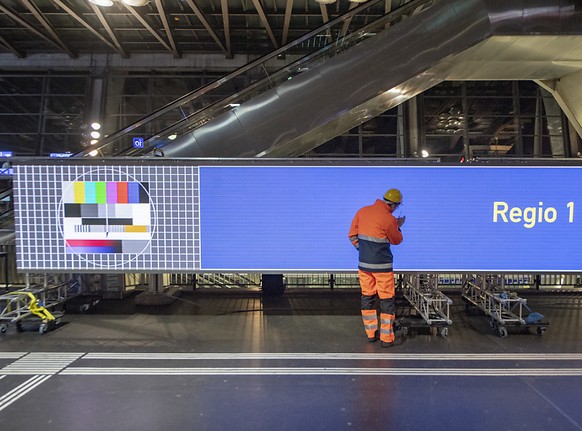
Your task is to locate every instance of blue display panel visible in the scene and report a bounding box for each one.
[199,166,582,272]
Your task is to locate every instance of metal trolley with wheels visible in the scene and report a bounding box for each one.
[0,274,78,335]
[0,290,62,334]
[461,274,549,338]
[398,273,453,338]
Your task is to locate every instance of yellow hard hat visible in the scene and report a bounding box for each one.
[383,188,402,204]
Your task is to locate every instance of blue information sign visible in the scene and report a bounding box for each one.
[132,137,145,148]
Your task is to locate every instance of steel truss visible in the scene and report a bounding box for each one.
[400,273,453,338]
[462,274,549,337]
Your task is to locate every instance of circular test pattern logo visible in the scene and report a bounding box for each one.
[56,167,157,268]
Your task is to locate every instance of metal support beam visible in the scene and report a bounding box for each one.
[512,81,523,156]
[220,0,232,58]
[281,0,293,46]
[154,0,181,59]
[0,3,71,57]
[251,0,278,49]
[52,0,126,57]
[184,0,229,57]
[20,0,76,58]
[123,4,175,56]
[87,2,128,58]
[0,34,24,58]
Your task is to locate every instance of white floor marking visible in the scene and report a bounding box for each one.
[82,352,582,361]
[60,367,582,377]
[1,352,581,377]
[0,375,51,412]
[1,352,83,375]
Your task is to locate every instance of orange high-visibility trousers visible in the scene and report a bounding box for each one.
[358,270,396,343]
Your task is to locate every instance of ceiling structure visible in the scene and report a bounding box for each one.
[0,0,395,59]
[0,0,579,161]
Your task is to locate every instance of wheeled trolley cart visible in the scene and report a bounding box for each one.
[398,274,453,338]
[462,274,549,337]
[0,290,63,334]
[0,274,80,334]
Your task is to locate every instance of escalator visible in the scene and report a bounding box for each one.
[76,0,582,159]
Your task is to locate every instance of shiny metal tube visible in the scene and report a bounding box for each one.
[164,0,582,158]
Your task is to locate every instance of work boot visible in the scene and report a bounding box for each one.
[368,330,379,342]
[381,336,404,348]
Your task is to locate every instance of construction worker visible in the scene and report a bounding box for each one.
[348,188,405,347]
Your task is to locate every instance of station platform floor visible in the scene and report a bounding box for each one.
[1,288,582,431]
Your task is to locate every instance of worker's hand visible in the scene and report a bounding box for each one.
[397,216,406,227]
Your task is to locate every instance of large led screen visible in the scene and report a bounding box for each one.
[14,163,582,273]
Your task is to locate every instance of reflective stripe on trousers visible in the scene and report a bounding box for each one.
[380,312,395,343]
[361,309,377,339]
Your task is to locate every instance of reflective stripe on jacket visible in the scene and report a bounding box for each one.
[348,199,403,273]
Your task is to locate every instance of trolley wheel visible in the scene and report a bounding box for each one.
[16,322,24,333]
[0,324,6,333]
[537,326,546,335]
[39,323,47,334]
[498,326,508,338]
[439,327,449,338]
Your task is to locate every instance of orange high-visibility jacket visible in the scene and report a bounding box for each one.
[348,199,403,272]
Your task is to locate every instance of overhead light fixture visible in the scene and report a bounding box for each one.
[88,0,150,6]
[91,122,101,130]
[421,149,429,158]
[349,0,368,3]
[90,131,101,139]
[88,0,114,6]
[168,134,177,140]
[121,0,150,6]
[315,0,336,4]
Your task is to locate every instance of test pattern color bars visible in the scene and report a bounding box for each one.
[62,180,151,254]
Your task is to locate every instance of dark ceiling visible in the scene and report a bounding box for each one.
[0,0,392,59]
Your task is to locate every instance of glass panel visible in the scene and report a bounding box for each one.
[48,76,87,95]
[0,135,37,156]
[40,134,84,155]
[0,73,89,155]
[0,95,41,113]
[46,95,85,116]
[465,81,512,96]
[0,114,38,134]
[362,136,397,156]
[0,76,44,95]
[310,136,360,156]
